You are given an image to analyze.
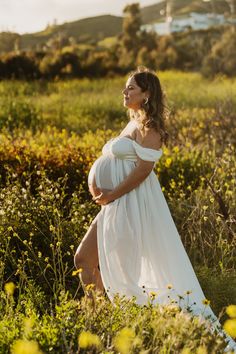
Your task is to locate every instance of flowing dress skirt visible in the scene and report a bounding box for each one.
[88,134,236,352]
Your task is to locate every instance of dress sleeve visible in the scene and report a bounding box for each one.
[132,141,163,162]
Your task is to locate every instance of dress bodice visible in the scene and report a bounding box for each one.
[102,136,163,163]
[88,135,162,191]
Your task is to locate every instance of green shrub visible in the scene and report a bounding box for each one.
[0,99,41,132]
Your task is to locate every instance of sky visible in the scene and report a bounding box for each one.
[0,0,160,34]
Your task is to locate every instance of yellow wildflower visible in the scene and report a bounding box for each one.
[202,299,210,306]
[173,146,179,153]
[149,291,157,299]
[170,300,178,305]
[223,319,236,338]
[11,339,43,354]
[226,305,236,318]
[165,157,172,168]
[113,327,136,354]
[185,290,192,295]
[85,283,95,291]
[78,331,101,349]
[166,283,173,290]
[4,282,16,296]
[72,268,83,276]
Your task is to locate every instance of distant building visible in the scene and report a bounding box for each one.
[142,12,234,35]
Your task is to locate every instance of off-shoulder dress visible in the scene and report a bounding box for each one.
[87,120,236,352]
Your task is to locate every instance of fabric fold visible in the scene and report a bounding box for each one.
[132,140,162,162]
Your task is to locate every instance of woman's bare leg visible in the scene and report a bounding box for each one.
[74,180,112,296]
[74,214,104,293]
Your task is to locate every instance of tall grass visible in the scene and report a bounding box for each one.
[1,71,236,134]
[0,71,235,353]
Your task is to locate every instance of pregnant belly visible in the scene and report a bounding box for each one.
[88,156,114,197]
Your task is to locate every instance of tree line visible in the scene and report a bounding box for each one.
[0,3,236,79]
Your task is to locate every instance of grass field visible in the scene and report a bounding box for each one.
[0,71,235,353]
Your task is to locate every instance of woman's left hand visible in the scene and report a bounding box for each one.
[93,190,114,205]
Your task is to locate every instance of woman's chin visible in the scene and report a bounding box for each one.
[123,101,140,111]
[123,101,135,110]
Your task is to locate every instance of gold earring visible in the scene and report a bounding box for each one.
[144,97,148,105]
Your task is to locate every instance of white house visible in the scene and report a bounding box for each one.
[142,12,228,35]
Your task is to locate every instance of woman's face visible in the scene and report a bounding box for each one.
[122,76,147,111]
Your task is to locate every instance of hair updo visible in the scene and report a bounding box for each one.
[128,66,169,145]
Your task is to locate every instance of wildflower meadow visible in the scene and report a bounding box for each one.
[0,71,236,353]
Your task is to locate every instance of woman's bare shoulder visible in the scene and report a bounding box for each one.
[140,128,162,150]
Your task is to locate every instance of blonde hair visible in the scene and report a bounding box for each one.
[128,66,169,145]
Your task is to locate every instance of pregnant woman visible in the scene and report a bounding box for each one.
[74,67,236,352]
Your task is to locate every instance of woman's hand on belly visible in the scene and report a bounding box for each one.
[89,184,113,203]
[94,189,114,205]
[89,184,102,199]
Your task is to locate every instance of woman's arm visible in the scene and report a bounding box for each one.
[112,159,154,199]
[94,127,161,206]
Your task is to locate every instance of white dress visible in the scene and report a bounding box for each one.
[88,120,236,352]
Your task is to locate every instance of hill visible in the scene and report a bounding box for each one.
[20,15,123,50]
[0,15,123,52]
